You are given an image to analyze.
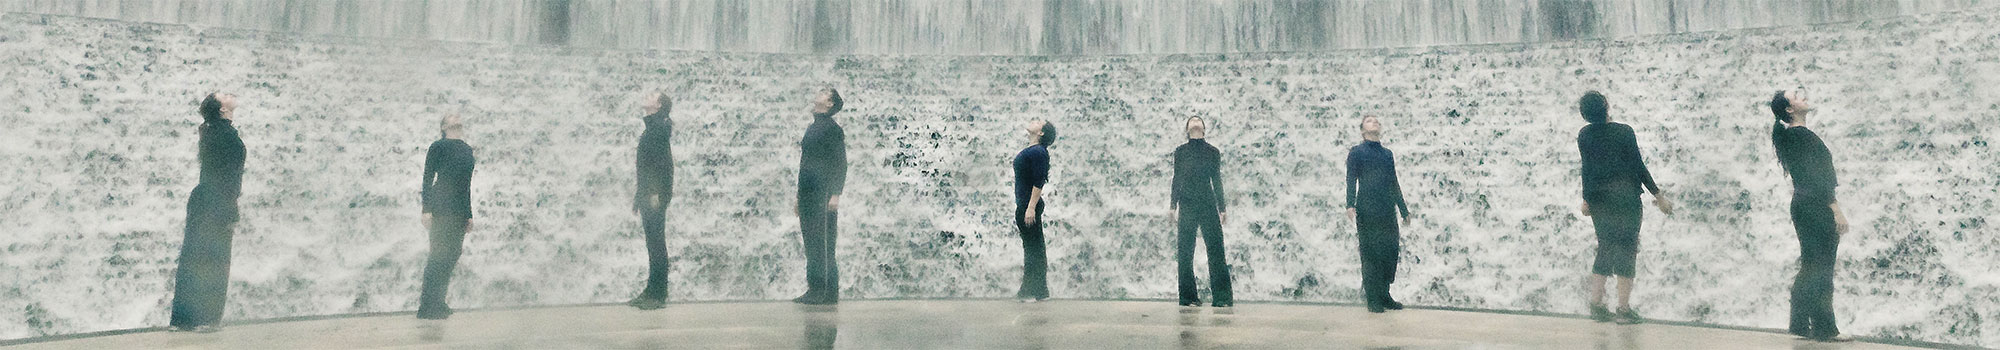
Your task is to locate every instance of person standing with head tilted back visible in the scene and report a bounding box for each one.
[1172,116,1232,308]
[1769,89,1854,342]
[793,88,848,305]
[1012,119,1057,303]
[1345,115,1413,314]
[1574,91,1674,325]
[418,114,476,320]
[627,92,676,310]
[169,92,245,333]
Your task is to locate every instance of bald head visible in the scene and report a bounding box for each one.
[1186,116,1207,139]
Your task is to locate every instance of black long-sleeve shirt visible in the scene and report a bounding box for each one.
[635,111,674,211]
[1775,126,1839,206]
[422,138,476,218]
[1172,139,1226,212]
[797,115,847,211]
[1577,122,1660,199]
[1013,144,1050,211]
[1345,140,1409,218]
[192,119,246,222]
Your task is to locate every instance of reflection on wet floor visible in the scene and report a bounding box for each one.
[1,300,1935,350]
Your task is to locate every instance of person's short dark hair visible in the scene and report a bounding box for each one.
[1579,91,1608,124]
[1359,115,1377,130]
[1038,121,1058,146]
[1769,90,1792,124]
[198,93,223,124]
[824,88,844,116]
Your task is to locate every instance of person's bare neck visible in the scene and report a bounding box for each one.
[1363,133,1381,142]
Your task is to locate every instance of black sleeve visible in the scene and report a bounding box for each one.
[421,143,440,214]
[1577,132,1598,196]
[1026,148,1049,189]
[1390,154,1410,218]
[827,127,848,196]
[1345,149,1361,209]
[1210,149,1226,213]
[1624,128,1660,195]
[1170,148,1185,208]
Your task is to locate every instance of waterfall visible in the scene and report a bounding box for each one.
[1,0,1990,53]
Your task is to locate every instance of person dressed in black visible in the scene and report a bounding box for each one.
[1171,116,1231,307]
[418,114,476,320]
[170,92,245,333]
[1344,115,1413,313]
[1013,120,1056,303]
[628,93,676,310]
[1573,91,1675,324]
[793,88,848,305]
[1770,89,1853,342]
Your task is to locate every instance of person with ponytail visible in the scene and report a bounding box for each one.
[1574,91,1673,325]
[169,92,245,333]
[1769,89,1853,342]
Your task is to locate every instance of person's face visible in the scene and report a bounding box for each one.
[1186,117,1206,139]
[1026,120,1046,143]
[641,94,662,116]
[442,115,463,134]
[1785,89,1812,123]
[216,93,238,119]
[1361,116,1382,134]
[811,89,835,116]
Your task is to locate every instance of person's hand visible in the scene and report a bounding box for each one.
[1219,212,1228,225]
[465,219,474,232]
[422,213,433,230]
[1025,210,1039,226]
[1580,201,1592,217]
[1653,197,1675,215]
[1402,215,1413,227]
[1346,208,1356,221]
[827,195,840,212]
[1833,211,1849,236]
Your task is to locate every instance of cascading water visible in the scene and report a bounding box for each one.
[3,0,1989,54]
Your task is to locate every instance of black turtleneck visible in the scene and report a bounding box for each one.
[195,119,246,222]
[635,111,674,211]
[422,138,476,218]
[1172,138,1226,212]
[797,114,847,210]
[1346,140,1409,218]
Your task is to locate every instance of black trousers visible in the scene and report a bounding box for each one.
[1176,204,1231,305]
[800,206,840,298]
[419,215,468,316]
[1789,201,1841,338]
[1015,206,1048,299]
[170,212,235,328]
[1356,213,1401,306]
[1588,194,1643,277]
[637,209,670,300]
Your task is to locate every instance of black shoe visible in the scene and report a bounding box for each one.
[1812,334,1854,342]
[1211,301,1234,308]
[1589,304,1614,322]
[1613,307,1643,325]
[190,325,221,334]
[628,297,667,310]
[417,308,454,320]
[1178,300,1202,307]
[1382,299,1404,310]
[1367,304,1386,313]
[792,293,820,304]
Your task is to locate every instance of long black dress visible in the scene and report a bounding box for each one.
[170,119,245,328]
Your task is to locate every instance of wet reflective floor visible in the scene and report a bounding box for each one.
[2,300,1930,349]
